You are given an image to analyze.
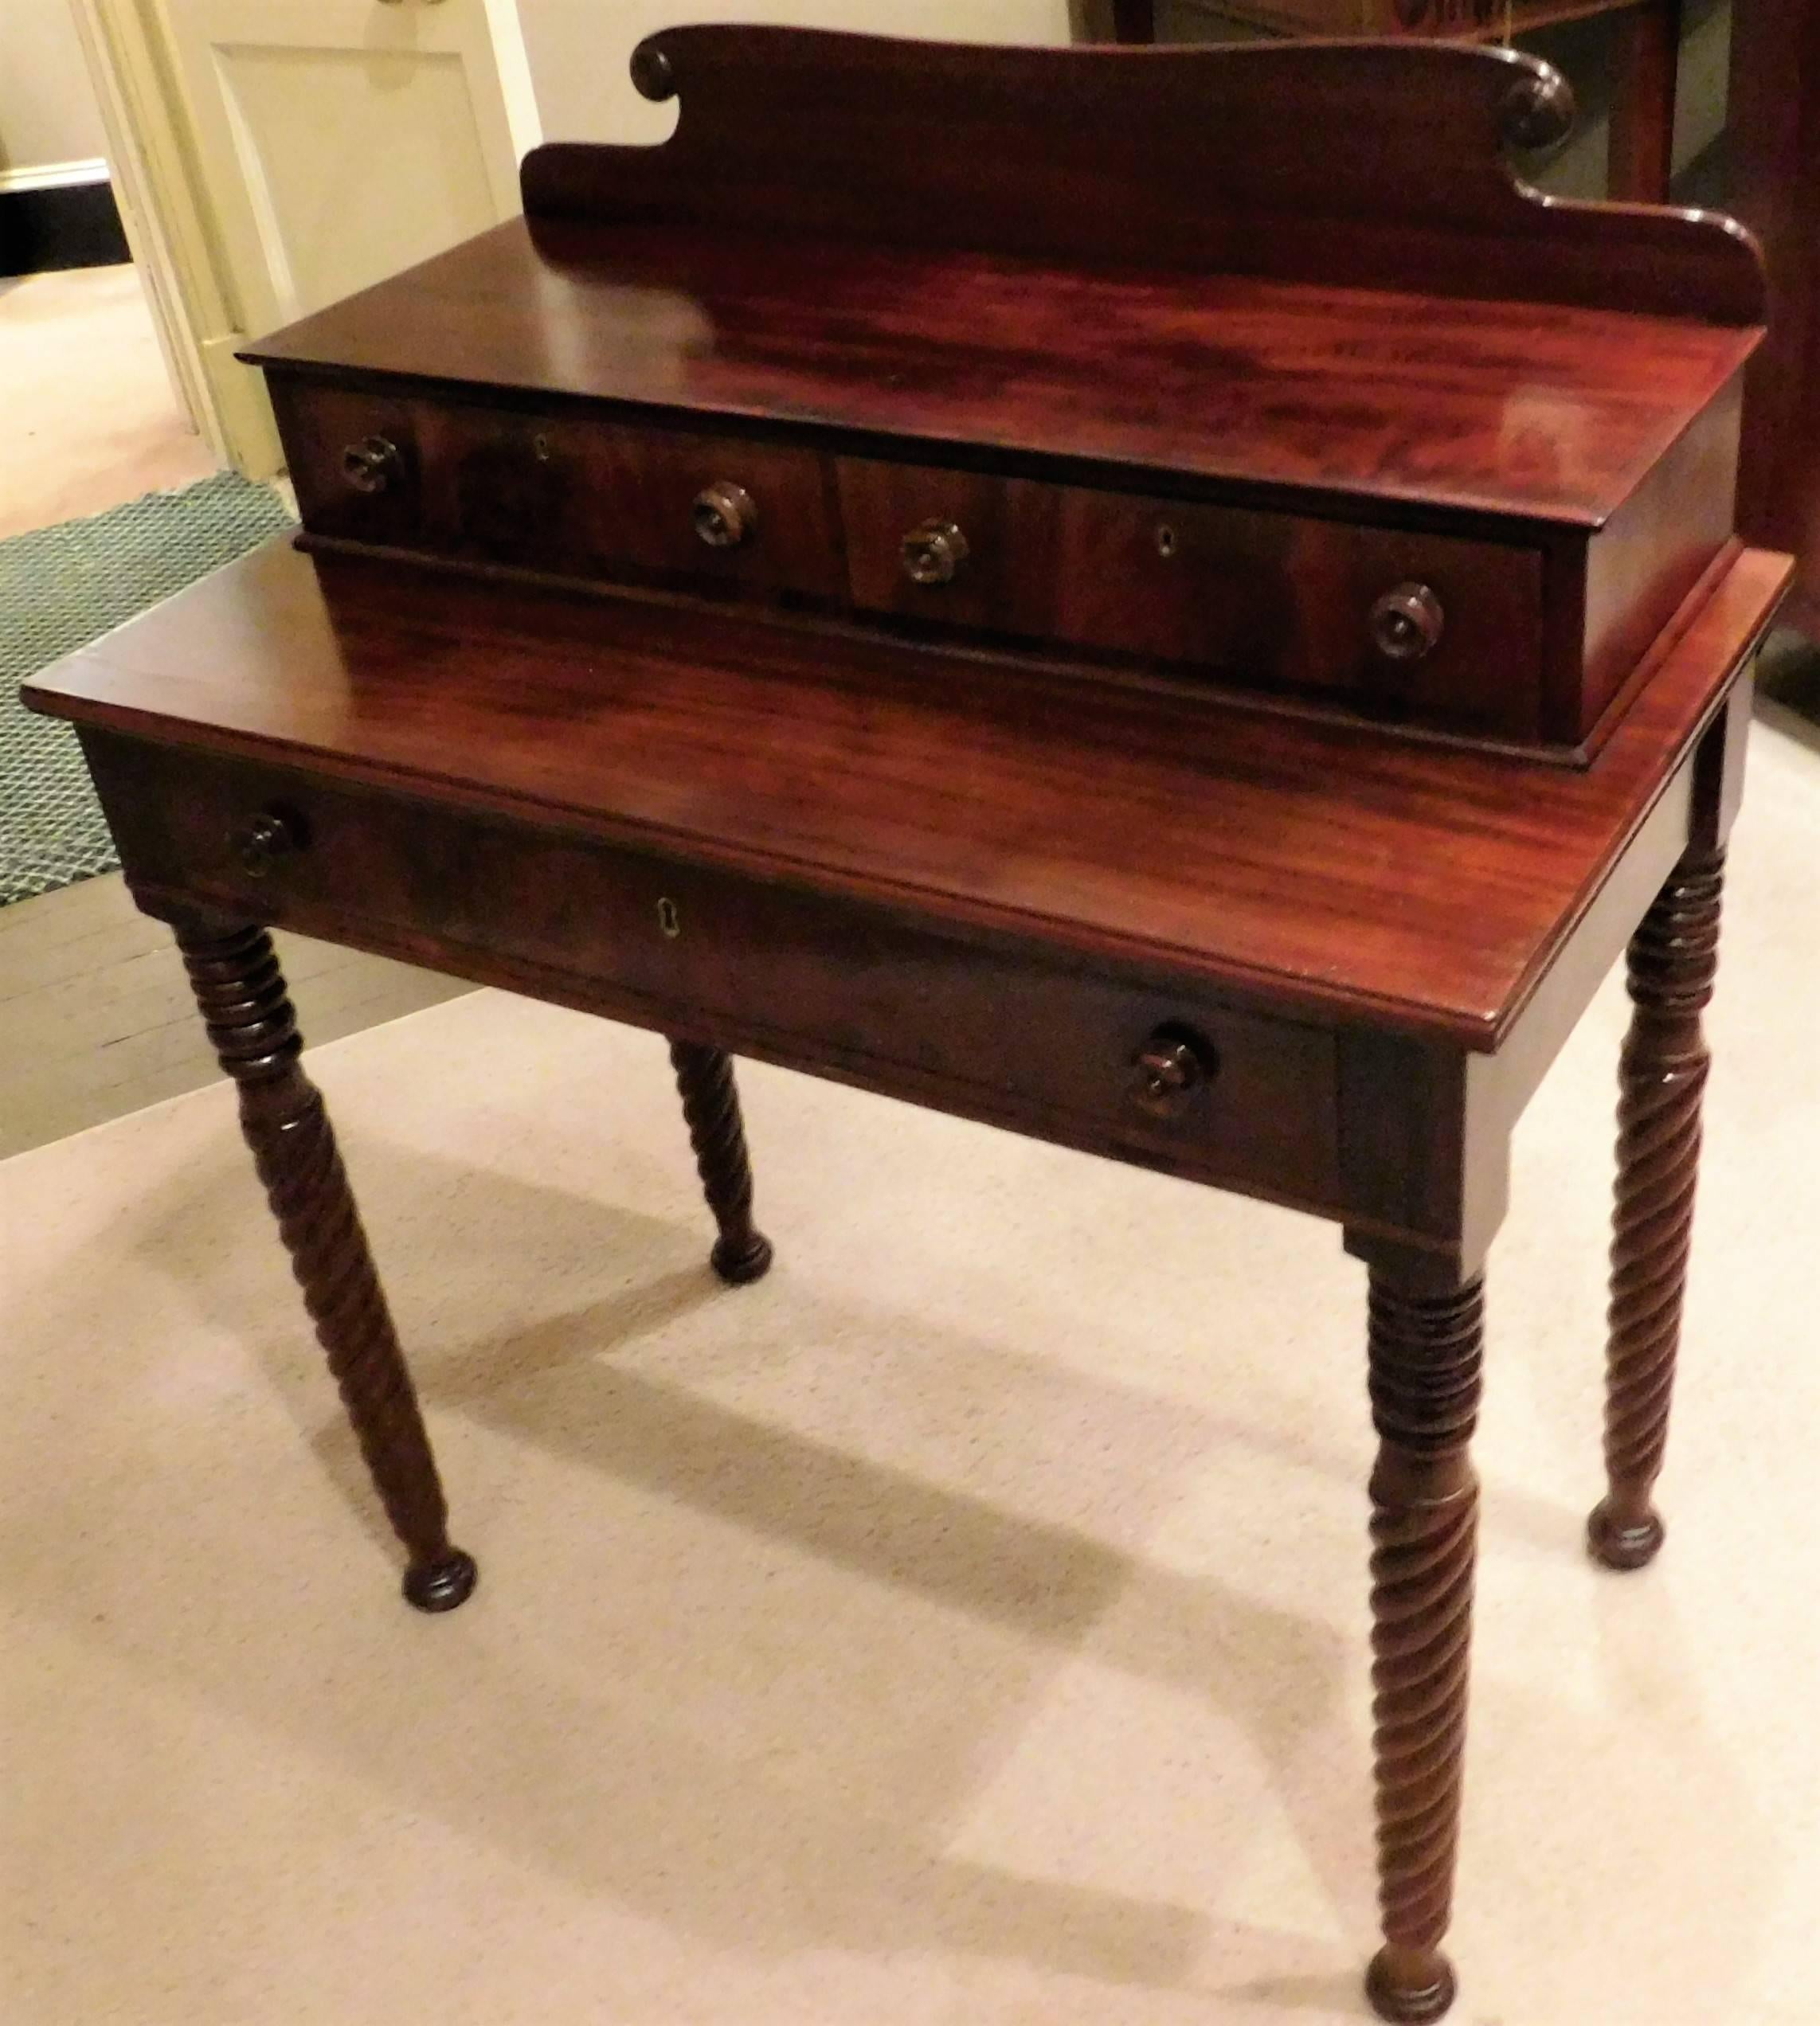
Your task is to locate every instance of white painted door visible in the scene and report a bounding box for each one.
[152,0,538,471]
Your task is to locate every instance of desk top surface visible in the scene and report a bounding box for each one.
[24,539,1787,1049]
[245,219,1755,532]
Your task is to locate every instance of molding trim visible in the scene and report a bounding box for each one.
[0,174,131,276]
[0,158,111,198]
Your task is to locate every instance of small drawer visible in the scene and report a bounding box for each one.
[836,456,1546,739]
[88,737,1342,1212]
[272,381,425,550]
[271,373,844,604]
[413,401,846,600]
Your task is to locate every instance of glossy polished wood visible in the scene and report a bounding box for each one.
[510,30,1759,323]
[241,31,1763,758]
[667,1040,774,1286]
[248,219,1756,534]
[832,454,1548,736]
[23,550,1782,2026]
[22,30,1793,2017]
[73,730,1348,1218]
[1362,1264,1484,2024]
[23,538,1791,1049]
[1587,844,1724,1570]
[172,914,476,1612]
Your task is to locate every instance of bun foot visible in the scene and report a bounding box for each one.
[710,1230,774,1285]
[403,1548,479,1613]
[1366,1944,1457,2023]
[1587,1498,1665,1570]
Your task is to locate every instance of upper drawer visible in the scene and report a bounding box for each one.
[836,457,1547,739]
[272,374,1546,743]
[272,378,845,602]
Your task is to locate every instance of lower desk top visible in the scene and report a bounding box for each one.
[23,538,1790,1050]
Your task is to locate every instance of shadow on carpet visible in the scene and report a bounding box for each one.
[2,471,293,905]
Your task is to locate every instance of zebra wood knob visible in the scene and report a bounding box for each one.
[902,517,970,586]
[341,436,401,495]
[1370,583,1446,663]
[692,481,757,550]
[1131,1028,1217,1118]
[234,810,304,878]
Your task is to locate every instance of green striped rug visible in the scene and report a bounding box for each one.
[2,471,293,906]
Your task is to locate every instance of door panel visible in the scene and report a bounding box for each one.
[156,0,536,467]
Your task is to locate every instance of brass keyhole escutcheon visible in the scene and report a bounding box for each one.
[656,897,682,939]
[1154,522,1178,560]
[692,482,757,549]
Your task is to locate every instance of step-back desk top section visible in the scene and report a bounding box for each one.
[241,29,1766,761]
[250,220,1754,532]
[246,28,1763,528]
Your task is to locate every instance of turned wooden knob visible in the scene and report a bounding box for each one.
[1130,1028,1218,1118]
[1368,581,1446,663]
[692,481,757,550]
[341,436,401,495]
[233,810,304,878]
[901,518,969,587]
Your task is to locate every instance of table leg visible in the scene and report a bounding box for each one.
[1607,0,1681,203]
[1363,1261,1485,2024]
[174,917,476,1613]
[667,1039,774,1285]
[1588,845,1724,1570]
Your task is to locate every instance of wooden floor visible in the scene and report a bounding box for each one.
[2,264,466,1158]
[0,873,466,1159]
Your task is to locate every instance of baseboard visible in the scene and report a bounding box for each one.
[0,159,130,278]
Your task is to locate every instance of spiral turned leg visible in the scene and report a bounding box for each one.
[174,919,475,1613]
[667,1040,773,1285]
[1364,1269,1484,2024]
[1589,847,1724,1572]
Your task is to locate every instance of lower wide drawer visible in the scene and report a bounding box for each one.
[84,734,1342,1210]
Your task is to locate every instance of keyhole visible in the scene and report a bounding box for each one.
[1154,522,1178,559]
[656,897,681,939]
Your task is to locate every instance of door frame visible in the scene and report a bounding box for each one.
[66,0,279,474]
[65,0,540,479]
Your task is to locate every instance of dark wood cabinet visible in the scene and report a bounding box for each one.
[1726,0,1820,635]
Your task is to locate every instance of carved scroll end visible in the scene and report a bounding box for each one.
[1501,65,1575,154]
[630,37,678,104]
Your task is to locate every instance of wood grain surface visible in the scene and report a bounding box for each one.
[247,220,1757,532]
[22,538,1791,1048]
[515,29,1761,324]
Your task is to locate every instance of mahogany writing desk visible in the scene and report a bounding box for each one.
[21,30,1791,2023]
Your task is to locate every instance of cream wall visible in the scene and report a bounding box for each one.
[0,0,108,175]
[518,0,1074,145]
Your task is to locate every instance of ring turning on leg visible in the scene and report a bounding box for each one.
[667,1039,774,1285]
[1364,1267,1485,2024]
[1590,846,1724,1572]
[174,917,476,1612]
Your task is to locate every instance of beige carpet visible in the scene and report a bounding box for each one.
[2,719,1816,2026]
